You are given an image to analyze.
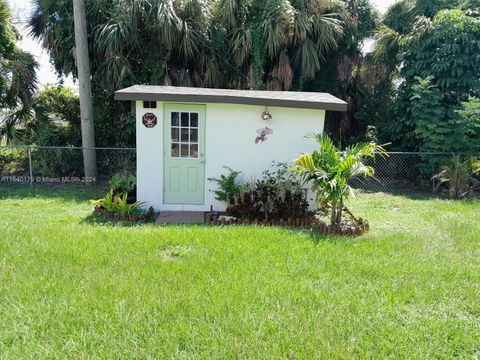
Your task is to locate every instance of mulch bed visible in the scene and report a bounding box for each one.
[207,208,368,236]
[314,219,369,236]
[93,206,155,222]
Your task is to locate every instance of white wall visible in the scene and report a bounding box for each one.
[136,101,325,211]
[135,100,164,210]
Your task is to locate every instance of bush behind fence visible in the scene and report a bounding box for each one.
[0,146,135,186]
[0,146,477,193]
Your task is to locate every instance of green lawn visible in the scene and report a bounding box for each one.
[0,185,479,358]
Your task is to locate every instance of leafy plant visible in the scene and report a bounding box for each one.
[292,134,387,226]
[211,162,308,220]
[90,190,145,216]
[90,190,117,212]
[112,192,144,215]
[208,167,242,206]
[109,173,136,195]
[373,7,480,153]
[431,155,480,199]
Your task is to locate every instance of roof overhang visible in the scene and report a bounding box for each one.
[115,86,348,112]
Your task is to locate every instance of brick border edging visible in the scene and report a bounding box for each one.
[207,215,315,228]
[206,213,368,236]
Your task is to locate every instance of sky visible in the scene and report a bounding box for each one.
[7,0,397,88]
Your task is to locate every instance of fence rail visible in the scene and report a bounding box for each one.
[0,146,478,193]
[0,146,136,187]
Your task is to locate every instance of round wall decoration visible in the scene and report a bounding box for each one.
[142,113,157,128]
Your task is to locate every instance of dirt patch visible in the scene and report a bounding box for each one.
[160,244,194,261]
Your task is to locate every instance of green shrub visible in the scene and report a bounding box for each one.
[90,190,145,216]
[210,162,309,220]
[208,167,242,206]
[432,155,480,199]
[109,172,136,194]
[33,148,83,177]
[0,148,29,174]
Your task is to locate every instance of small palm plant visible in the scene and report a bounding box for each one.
[292,134,387,226]
[431,155,480,199]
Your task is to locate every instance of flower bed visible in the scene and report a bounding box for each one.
[93,206,155,222]
[314,219,368,236]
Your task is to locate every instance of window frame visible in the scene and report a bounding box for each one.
[143,101,157,109]
[170,111,200,159]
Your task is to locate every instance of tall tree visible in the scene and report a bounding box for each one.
[73,0,96,177]
[30,0,377,145]
[0,0,38,144]
[368,0,480,152]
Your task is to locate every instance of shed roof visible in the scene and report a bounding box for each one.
[115,85,347,112]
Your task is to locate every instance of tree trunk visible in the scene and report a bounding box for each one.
[73,0,97,179]
[330,202,337,225]
[336,199,344,225]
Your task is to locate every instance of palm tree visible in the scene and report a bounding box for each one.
[214,0,347,90]
[73,0,97,178]
[292,134,387,225]
[432,155,480,199]
[0,0,38,144]
[30,0,353,91]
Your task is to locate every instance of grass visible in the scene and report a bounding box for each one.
[0,185,479,358]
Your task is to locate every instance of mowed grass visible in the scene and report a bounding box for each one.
[0,185,479,359]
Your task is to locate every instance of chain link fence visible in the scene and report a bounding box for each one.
[350,152,455,193]
[0,146,477,194]
[0,146,135,187]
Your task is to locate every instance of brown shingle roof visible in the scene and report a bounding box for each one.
[115,85,347,112]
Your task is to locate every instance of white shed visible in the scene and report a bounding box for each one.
[114,86,347,212]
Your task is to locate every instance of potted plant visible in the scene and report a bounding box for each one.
[292,134,387,235]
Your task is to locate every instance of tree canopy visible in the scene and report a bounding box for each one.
[366,0,480,152]
[30,0,377,91]
[28,0,378,145]
[7,0,477,152]
[0,0,38,144]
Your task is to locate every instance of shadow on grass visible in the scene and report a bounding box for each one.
[81,213,343,244]
[0,183,105,203]
[282,226,360,244]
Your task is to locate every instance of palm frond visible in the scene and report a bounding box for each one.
[372,25,400,66]
[95,19,140,56]
[312,12,344,56]
[5,49,39,107]
[230,26,252,66]
[261,0,294,59]
[95,55,133,91]
[153,0,182,47]
[292,37,320,79]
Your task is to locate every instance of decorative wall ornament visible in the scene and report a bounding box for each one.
[142,113,157,128]
[255,127,273,144]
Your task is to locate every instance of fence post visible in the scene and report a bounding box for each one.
[28,146,33,187]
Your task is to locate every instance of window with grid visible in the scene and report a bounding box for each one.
[170,112,199,158]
